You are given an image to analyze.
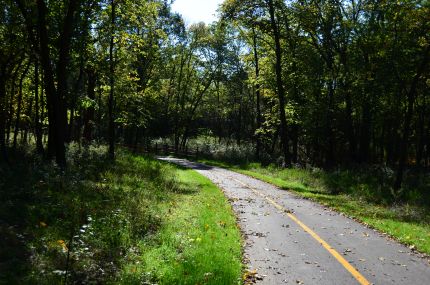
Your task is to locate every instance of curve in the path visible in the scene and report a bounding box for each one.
[159,157,430,285]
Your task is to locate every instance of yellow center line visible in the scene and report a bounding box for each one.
[217,171,370,285]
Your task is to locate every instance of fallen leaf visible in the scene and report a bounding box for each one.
[57,240,68,252]
[242,269,258,282]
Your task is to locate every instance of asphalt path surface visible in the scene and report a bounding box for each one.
[159,157,430,285]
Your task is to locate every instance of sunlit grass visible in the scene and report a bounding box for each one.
[119,168,242,284]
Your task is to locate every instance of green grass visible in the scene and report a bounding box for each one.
[0,146,241,284]
[119,168,242,284]
[197,158,430,255]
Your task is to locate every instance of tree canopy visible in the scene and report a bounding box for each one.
[1,0,429,191]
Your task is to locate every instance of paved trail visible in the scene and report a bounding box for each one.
[159,158,430,285]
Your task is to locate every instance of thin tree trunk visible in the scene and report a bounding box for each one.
[0,67,8,162]
[324,61,335,168]
[40,72,47,147]
[358,54,374,164]
[108,0,116,159]
[68,66,83,143]
[237,88,243,146]
[6,63,23,143]
[359,99,371,164]
[345,89,356,163]
[83,68,96,142]
[292,124,298,163]
[23,96,33,145]
[416,105,425,168]
[34,60,44,153]
[393,90,414,191]
[133,127,139,151]
[174,48,187,153]
[13,63,30,149]
[97,78,102,139]
[6,76,16,143]
[252,27,262,160]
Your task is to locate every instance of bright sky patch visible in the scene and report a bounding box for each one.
[172,0,224,25]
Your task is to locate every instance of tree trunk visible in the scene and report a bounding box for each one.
[6,63,23,143]
[325,79,335,168]
[40,72,47,146]
[359,100,371,164]
[108,0,116,160]
[68,66,83,143]
[97,78,102,139]
[83,68,96,142]
[173,47,188,153]
[36,0,62,163]
[252,27,262,160]
[55,0,78,165]
[292,124,298,163]
[0,67,8,162]
[237,88,243,146]
[393,90,414,191]
[34,60,44,154]
[267,0,291,166]
[345,89,356,163]
[6,74,16,143]
[13,63,30,149]
[16,0,76,166]
[133,127,139,151]
[416,105,425,168]
[23,95,33,145]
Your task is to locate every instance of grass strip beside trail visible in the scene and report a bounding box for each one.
[197,159,430,256]
[120,167,242,284]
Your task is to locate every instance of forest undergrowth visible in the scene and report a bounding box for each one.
[0,145,241,284]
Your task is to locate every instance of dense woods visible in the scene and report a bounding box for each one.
[1,0,429,191]
[1,0,430,283]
